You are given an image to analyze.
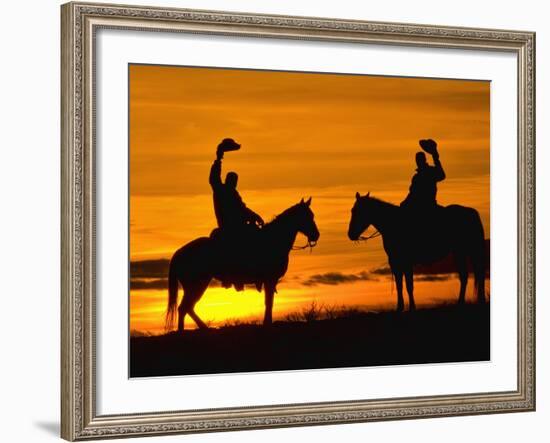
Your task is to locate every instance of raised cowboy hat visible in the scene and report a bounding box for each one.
[218,138,241,153]
[418,138,438,155]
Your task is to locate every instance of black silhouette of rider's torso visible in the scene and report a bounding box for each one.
[209,158,255,232]
[401,159,446,209]
[406,166,439,207]
[399,157,447,260]
[213,186,249,230]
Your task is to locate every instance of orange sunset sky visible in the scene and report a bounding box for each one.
[129,64,490,334]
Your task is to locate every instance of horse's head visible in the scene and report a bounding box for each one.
[348,192,373,241]
[292,197,320,245]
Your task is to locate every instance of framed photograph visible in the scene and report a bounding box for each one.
[61,1,535,440]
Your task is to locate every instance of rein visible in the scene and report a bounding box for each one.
[358,230,382,242]
[292,239,317,251]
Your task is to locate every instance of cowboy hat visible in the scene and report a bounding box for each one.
[217,138,241,153]
[419,139,437,155]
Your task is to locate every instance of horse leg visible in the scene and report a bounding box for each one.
[188,309,209,330]
[472,246,486,304]
[263,283,276,326]
[178,278,210,331]
[474,265,486,304]
[177,303,187,333]
[455,253,468,305]
[176,278,188,332]
[393,269,405,312]
[404,270,415,311]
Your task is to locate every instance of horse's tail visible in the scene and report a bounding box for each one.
[471,210,486,304]
[165,253,180,332]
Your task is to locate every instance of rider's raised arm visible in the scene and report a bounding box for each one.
[432,156,446,182]
[209,158,223,189]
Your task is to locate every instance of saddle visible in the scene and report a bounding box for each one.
[209,225,263,291]
[400,204,449,264]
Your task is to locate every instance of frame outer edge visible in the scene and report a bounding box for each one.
[532,32,536,411]
[527,31,536,410]
[517,31,535,411]
[61,2,77,442]
[61,1,536,439]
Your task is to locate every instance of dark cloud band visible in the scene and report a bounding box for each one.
[302,271,374,287]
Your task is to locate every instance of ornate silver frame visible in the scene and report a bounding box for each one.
[61,2,536,440]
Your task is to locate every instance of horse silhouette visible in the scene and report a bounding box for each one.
[348,192,486,311]
[166,198,319,332]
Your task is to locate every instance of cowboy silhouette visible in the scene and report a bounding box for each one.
[400,139,446,210]
[209,138,264,230]
[209,138,264,290]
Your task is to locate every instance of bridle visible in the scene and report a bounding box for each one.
[292,239,317,251]
[358,229,381,242]
[291,209,318,251]
[351,201,381,243]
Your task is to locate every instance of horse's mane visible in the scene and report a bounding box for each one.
[264,203,303,229]
[361,195,399,209]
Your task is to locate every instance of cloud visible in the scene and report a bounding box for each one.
[415,240,490,276]
[130,278,168,290]
[413,256,458,275]
[130,259,170,278]
[414,274,452,282]
[130,277,222,291]
[371,263,459,277]
[370,264,467,279]
[369,240,490,278]
[302,271,374,287]
[371,266,392,276]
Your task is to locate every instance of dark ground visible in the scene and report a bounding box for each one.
[130,303,490,377]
